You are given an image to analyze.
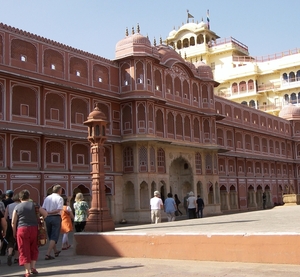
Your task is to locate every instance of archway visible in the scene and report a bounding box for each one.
[16,184,40,204]
[47,185,66,196]
[265,185,271,208]
[220,185,228,210]
[256,185,263,208]
[278,185,283,205]
[247,185,256,208]
[208,183,214,204]
[159,180,166,203]
[169,156,193,205]
[196,181,204,199]
[71,184,91,213]
[229,185,238,209]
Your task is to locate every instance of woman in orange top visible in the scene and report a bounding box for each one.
[60,197,74,250]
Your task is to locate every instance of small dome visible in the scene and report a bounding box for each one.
[194,61,214,79]
[279,104,300,120]
[198,21,207,29]
[116,33,151,49]
[178,22,199,33]
[168,29,177,37]
[157,44,185,65]
[115,31,153,59]
[87,106,107,121]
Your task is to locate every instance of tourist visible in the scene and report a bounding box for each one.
[0,209,7,255]
[196,195,205,218]
[60,196,74,249]
[3,190,14,207]
[183,193,189,218]
[42,185,63,260]
[150,191,163,224]
[164,193,177,222]
[174,194,183,215]
[11,190,47,277]
[187,191,197,219]
[0,190,12,256]
[4,194,20,266]
[73,193,89,232]
[0,196,5,216]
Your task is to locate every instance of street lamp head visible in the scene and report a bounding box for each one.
[84,104,108,143]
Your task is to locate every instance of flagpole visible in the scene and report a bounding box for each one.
[207,9,210,29]
[187,9,194,23]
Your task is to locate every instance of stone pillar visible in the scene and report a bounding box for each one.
[83,105,115,232]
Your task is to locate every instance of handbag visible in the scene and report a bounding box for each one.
[35,204,47,247]
[175,210,179,216]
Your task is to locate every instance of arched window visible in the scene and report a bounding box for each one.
[297,70,300,81]
[232,83,238,93]
[150,147,156,172]
[249,100,255,108]
[284,94,289,104]
[139,146,147,172]
[157,148,165,173]
[123,147,133,172]
[154,70,162,91]
[205,154,212,174]
[289,71,295,82]
[291,93,297,104]
[195,152,202,174]
[282,73,288,82]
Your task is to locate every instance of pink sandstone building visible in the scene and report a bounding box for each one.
[0,22,299,223]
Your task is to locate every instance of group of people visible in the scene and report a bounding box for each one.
[0,186,90,277]
[183,192,205,219]
[150,191,205,224]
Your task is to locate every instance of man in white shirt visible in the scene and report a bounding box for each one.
[42,185,63,260]
[150,191,163,224]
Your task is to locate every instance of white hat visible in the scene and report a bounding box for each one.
[154,191,160,196]
[189,191,194,196]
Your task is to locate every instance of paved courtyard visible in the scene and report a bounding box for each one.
[1,205,300,276]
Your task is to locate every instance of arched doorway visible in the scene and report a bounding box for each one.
[256,185,263,209]
[247,185,256,208]
[220,185,228,210]
[229,185,238,210]
[169,156,193,205]
[265,185,271,208]
[159,181,166,203]
[196,181,204,200]
[208,183,214,204]
[278,185,283,204]
[47,185,66,197]
[71,184,91,213]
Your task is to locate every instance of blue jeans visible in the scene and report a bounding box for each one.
[198,208,203,218]
[45,215,62,243]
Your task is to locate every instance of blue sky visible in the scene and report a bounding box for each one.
[0,0,299,60]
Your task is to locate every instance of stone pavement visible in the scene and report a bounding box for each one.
[1,205,300,276]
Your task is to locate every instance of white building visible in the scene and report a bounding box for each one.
[165,18,300,115]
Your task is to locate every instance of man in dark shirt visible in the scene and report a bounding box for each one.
[0,210,7,253]
[3,190,14,208]
[196,195,205,218]
[1,190,14,255]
